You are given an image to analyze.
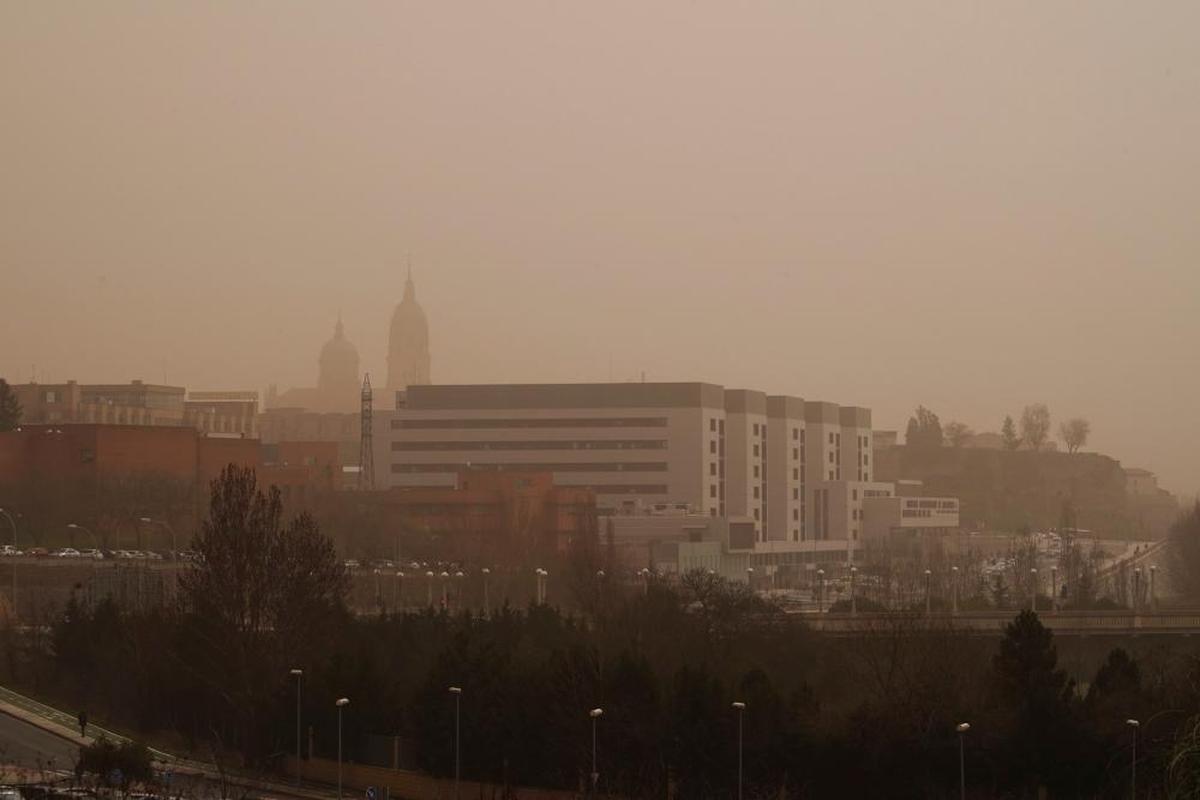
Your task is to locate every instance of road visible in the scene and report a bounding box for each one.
[0,709,79,771]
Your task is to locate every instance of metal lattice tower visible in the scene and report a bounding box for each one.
[359,373,375,490]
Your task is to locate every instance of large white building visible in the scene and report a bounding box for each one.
[383,382,891,553]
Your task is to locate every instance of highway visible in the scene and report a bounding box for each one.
[0,709,79,771]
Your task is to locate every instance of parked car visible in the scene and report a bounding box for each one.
[144,550,164,561]
[55,548,82,558]
[79,548,104,560]
[0,545,22,557]
[26,547,49,558]
[343,559,361,570]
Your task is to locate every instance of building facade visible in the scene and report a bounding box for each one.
[382,382,894,555]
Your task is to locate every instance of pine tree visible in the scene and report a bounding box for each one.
[1000,415,1021,451]
[0,379,21,431]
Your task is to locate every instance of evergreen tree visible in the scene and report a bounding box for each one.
[1000,414,1021,451]
[0,379,21,431]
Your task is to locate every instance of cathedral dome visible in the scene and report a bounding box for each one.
[387,272,431,391]
[318,317,360,396]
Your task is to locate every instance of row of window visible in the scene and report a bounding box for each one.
[392,439,668,452]
[393,417,669,430]
[392,462,669,473]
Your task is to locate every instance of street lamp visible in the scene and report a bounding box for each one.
[535,568,548,604]
[956,722,970,800]
[395,571,404,609]
[924,569,932,616]
[1127,718,1139,799]
[1133,568,1142,614]
[481,567,491,617]
[138,516,177,560]
[449,687,463,799]
[732,701,746,800]
[589,708,603,796]
[1030,568,1038,612]
[440,571,450,607]
[335,697,350,800]
[1051,565,1058,613]
[849,567,858,616]
[951,566,959,615]
[0,508,17,619]
[426,571,435,606]
[817,568,826,611]
[1150,565,1157,611]
[289,669,303,786]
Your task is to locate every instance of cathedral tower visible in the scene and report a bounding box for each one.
[386,269,431,392]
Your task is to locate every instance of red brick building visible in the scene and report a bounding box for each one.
[370,471,596,559]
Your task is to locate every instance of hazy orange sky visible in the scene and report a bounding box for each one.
[2,3,1198,494]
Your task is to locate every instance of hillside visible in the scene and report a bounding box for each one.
[874,445,1143,537]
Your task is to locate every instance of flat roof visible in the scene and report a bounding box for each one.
[405,382,727,411]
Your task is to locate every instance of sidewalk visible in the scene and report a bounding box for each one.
[0,684,336,800]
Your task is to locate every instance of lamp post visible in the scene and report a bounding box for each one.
[1051,566,1058,613]
[395,570,404,610]
[817,568,825,611]
[951,566,959,615]
[640,567,651,595]
[426,571,435,606]
[138,516,177,560]
[535,568,548,604]
[481,567,491,617]
[732,701,746,800]
[849,567,858,616]
[924,569,932,617]
[455,570,465,610]
[1133,568,1142,614]
[589,708,603,796]
[289,669,303,786]
[335,697,350,800]
[956,722,970,800]
[449,687,462,799]
[0,508,17,619]
[440,571,450,608]
[1030,568,1038,613]
[746,567,754,590]
[1150,565,1157,611]
[1127,718,1139,800]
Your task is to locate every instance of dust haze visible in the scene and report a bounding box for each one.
[2,2,1197,492]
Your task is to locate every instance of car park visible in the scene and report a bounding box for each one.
[55,547,82,558]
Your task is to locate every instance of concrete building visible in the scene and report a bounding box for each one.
[184,391,259,437]
[13,380,186,426]
[383,382,903,560]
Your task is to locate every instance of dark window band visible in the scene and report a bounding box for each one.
[392,439,668,452]
[391,417,669,430]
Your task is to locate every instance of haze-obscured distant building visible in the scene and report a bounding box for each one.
[269,318,362,414]
[184,391,259,437]
[386,270,432,397]
[378,381,944,576]
[1124,467,1179,538]
[13,380,186,426]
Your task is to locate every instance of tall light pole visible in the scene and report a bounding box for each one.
[1127,718,1139,800]
[732,701,746,800]
[951,566,959,615]
[1051,565,1058,613]
[481,567,491,617]
[138,516,177,560]
[395,570,404,610]
[449,687,462,799]
[335,697,350,800]
[440,571,450,608]
[589,707,603,796]
[0,508,17,620]
[1030,568,1038,613]
[849,567,858,616]
[924,569,932,617]
[1150,565,1157,611]
[455,570,465,610]
[426,570,435,606]
[289,669,303,786]
[956,722,970,800]
[817,568,825,612]
[1133,568,1142,614]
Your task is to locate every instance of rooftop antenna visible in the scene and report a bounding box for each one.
[359,374,375,491]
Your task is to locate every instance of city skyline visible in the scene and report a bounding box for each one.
[3,2,1198,495]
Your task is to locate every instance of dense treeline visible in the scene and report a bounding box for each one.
[6,469,1200,798]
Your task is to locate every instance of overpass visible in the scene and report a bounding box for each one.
[800,608,1200,636]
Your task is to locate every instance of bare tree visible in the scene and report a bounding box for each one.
[1019,404,1051,451]
[943,421,973,447]
[1058,417,1090,454]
